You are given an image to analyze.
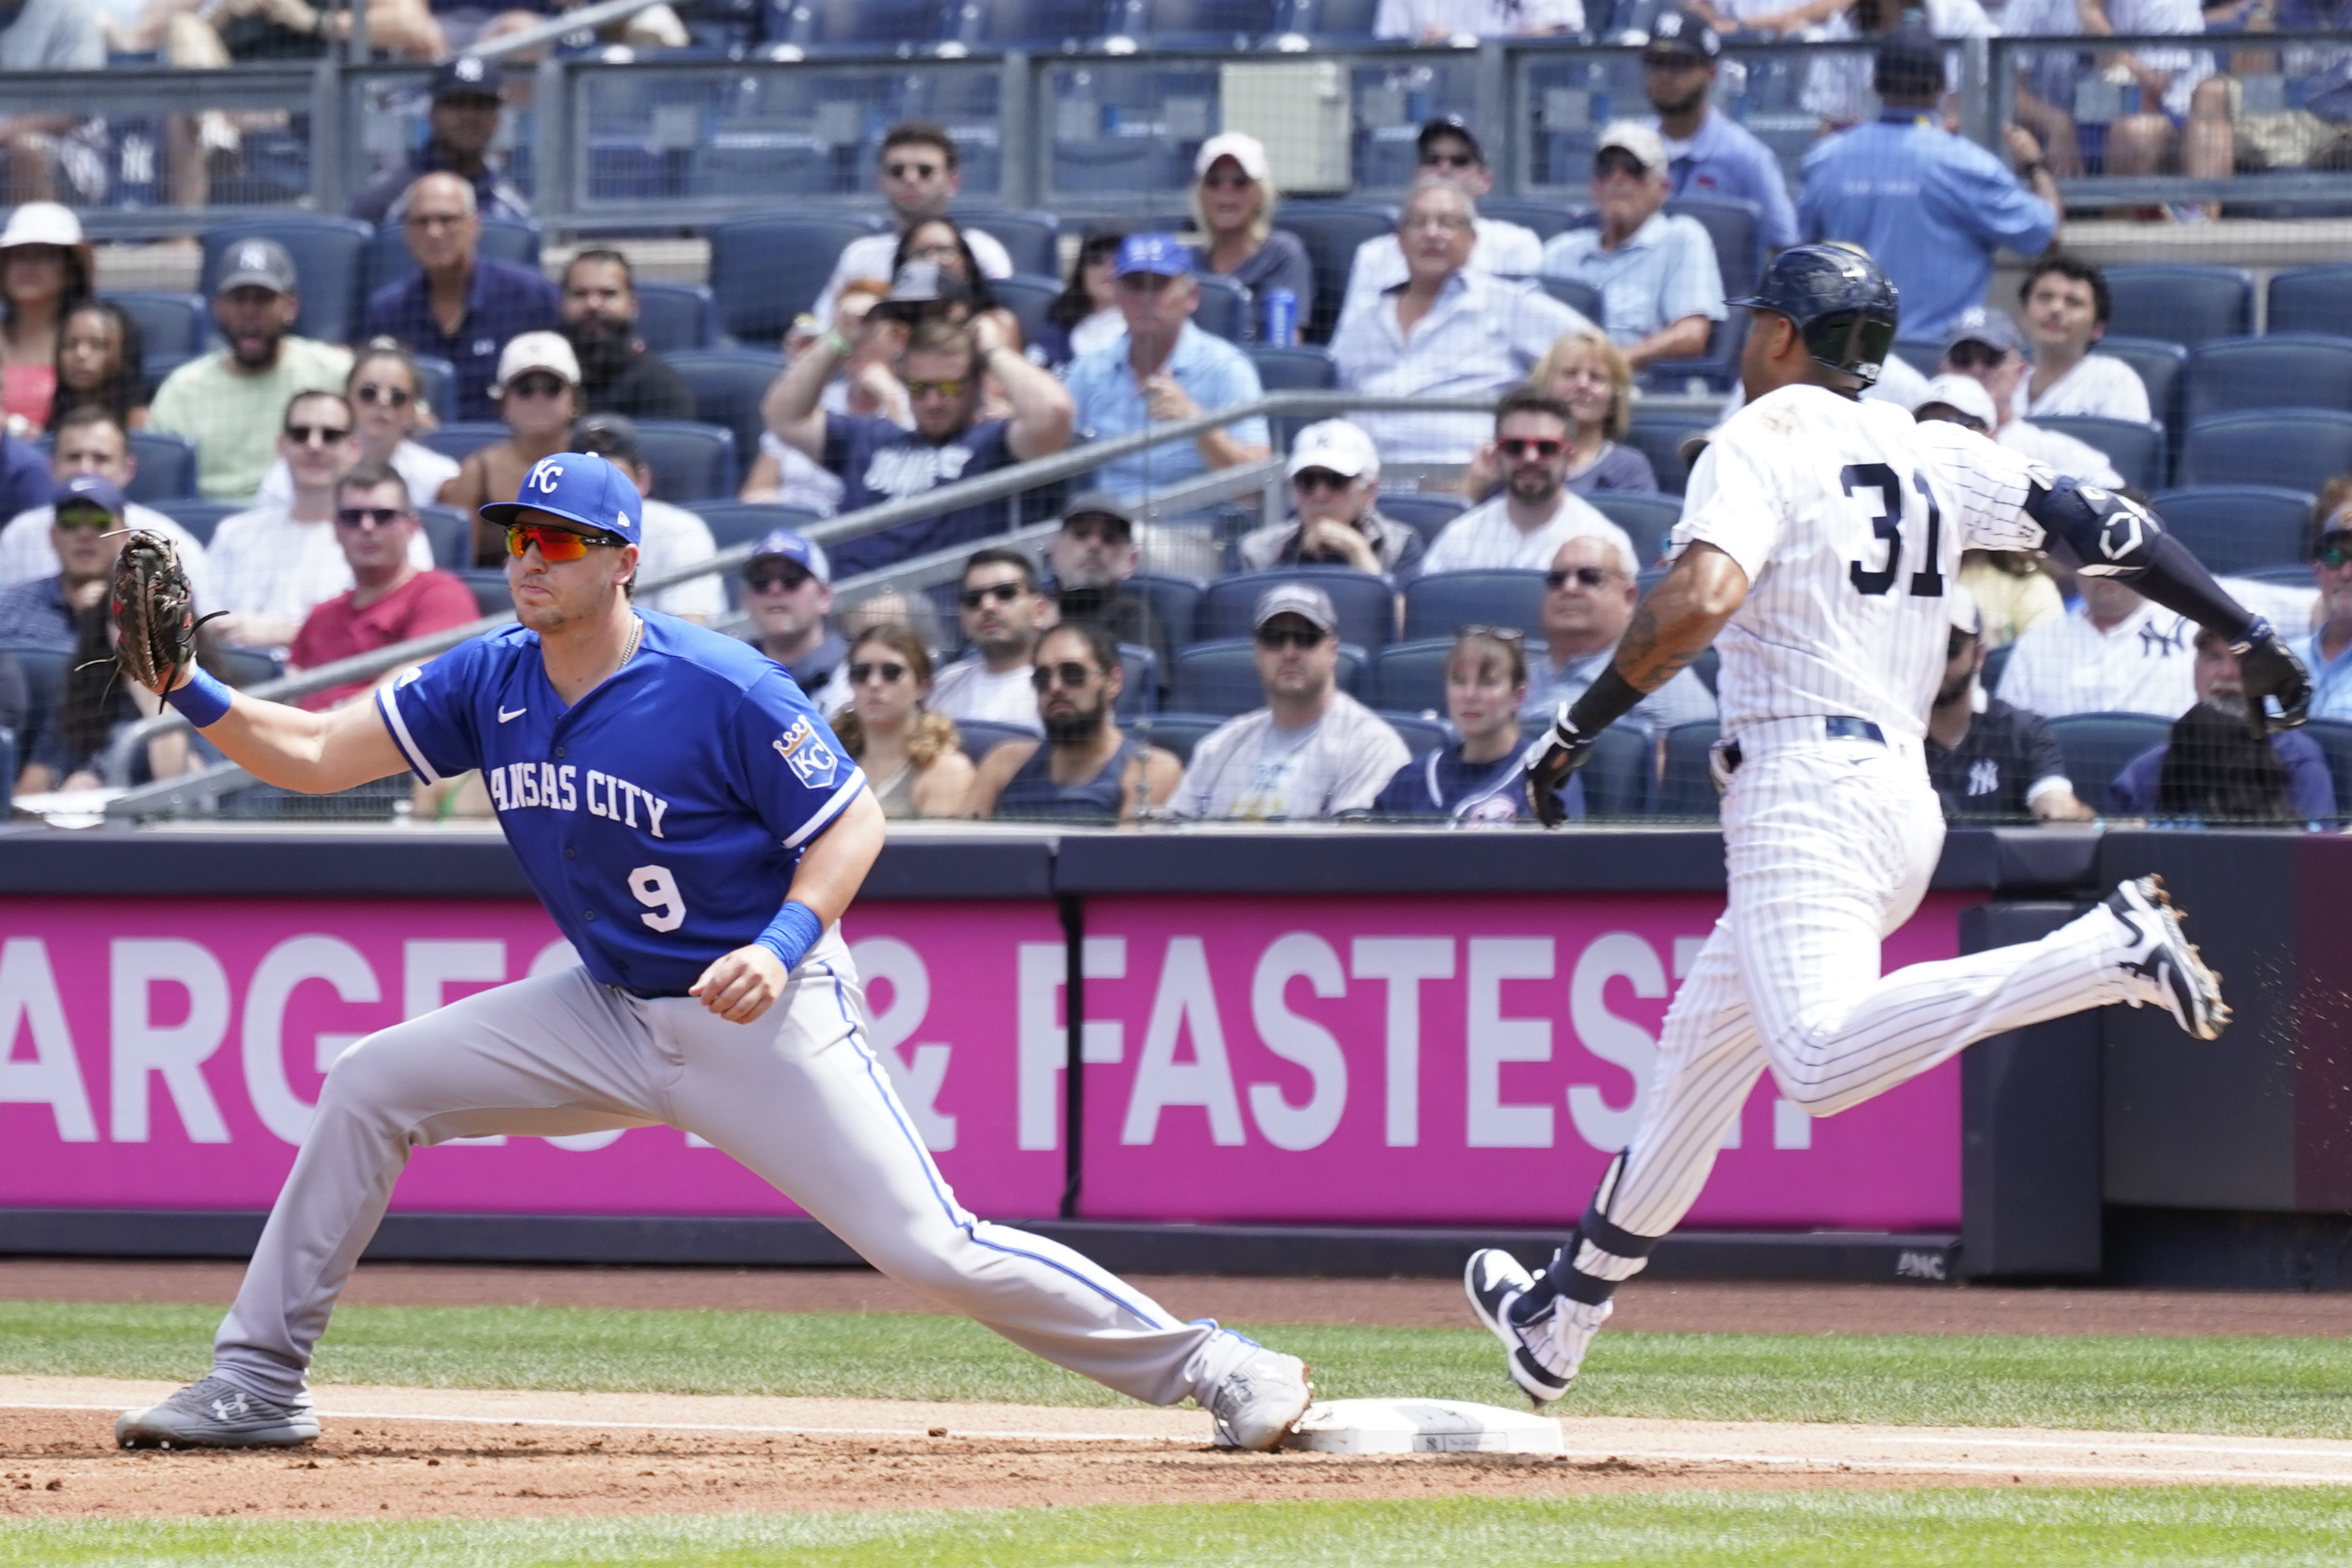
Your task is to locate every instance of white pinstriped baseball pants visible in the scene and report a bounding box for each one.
[1605,728,2137,1242]
[210,932,1241,1410]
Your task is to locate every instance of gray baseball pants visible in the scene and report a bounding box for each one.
[210,932,1243,1410]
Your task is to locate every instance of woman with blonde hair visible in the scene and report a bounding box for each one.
[828,623,975,819]
[1464,327,1658,501]
[1187,132,1314,344]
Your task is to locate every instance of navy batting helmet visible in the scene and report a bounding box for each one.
[1731,242,1899,387]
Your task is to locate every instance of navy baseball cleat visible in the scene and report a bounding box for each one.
[1206,1347,1311,1450]
[1465,1248,1610,1408]
[115,1376,320,1450]
[2106,875,2229,1041]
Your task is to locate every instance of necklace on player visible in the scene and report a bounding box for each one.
[619,614,643,667]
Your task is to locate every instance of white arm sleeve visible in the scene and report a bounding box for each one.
[1669,410,1792,583]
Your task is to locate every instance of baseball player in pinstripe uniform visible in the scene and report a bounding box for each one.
[113,453,1311,1452]
[1467,246,2313,1405]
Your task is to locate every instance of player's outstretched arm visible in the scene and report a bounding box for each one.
[690,787,887,1024]
[184,688,414,796]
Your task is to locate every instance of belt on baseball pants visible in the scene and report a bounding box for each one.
[1714,715,1886,780]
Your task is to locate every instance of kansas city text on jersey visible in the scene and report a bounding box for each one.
[484,759,671,837]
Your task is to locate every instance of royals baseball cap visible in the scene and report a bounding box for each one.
[1914,372,1999,430]
[1286,419,1381,481]
[747,526,830,584]
[1644,8,1720,61]
[55,473,125,518]
[215,237,298,298]
[1194,132,1270,182]
[1596,121,1669,177]
[1945,307,2029,360]
[478,450,643,544]
[431,54,504,100]
[1115,234,1192,278]
[1254,581,1337,634]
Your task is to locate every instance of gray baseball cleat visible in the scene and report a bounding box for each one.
[1465,1248,1610,1408]
[115,1376,320,1450]
[1205,1346,1311,1450]
[2106,875,2229,1041]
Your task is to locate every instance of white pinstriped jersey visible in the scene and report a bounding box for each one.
[1671,384,2049,741]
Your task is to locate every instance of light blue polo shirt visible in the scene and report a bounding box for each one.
[2298,628,2352,721]
[1652,110,1801,253]
[1063,322,1270,501]
[1539,212,1727,348]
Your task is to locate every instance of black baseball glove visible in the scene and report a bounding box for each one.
[2230,617,2311,738]
[1519,707,1598,828]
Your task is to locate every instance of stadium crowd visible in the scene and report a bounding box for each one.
[0,5,2347,824]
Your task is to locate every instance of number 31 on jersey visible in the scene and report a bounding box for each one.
[1842,462,1945,600]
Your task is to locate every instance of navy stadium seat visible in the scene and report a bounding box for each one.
[1199,567,1393,648]
[707,212,887,346]
[2049,712,2173,814]
[1192,272,1250,343]
[1980,642,2012,695]
[1132,712,1224,762]
[1371,637,1455,713]
[1664,195,1764,299]
[2300,718,2352,818]
[124,431,198,502]
[1124,0,1282,45]
[1581,725,1653,820]
[1379,712,1453,759]
[668,348,785,462]
[199,215,374,347]
[953,207,1061,277]
[2037,416,2166,493]
[415,505,466,570]
[2092,337,2189,436]
[456,568,512,619]
[1279,201,1399,343]
[1480,198,1580,241]
[1,644,63,768]
[140,352,194,403]
[1379,493,1468,546]
[1171,639,1366,716]
[1402,569,1545,641]
[1584,490,1681,567]
[968,0,1113,46]
[2266,265,2352,339]
[1049,138,1189,199]
[363,215,540,300]
[2102,265,2253,350]
[1126,572,1207,643]
[1116,641,1159,716]
[635,419,738,502]
[105,290,207,358]
[2149,485,2317,574]
[1282,0,1377,36]
[1246,343,1338,391]
[1540,276,1602,321]
[695,500,826,552]
[2184,335,2352,424]
[411,354,456,425]
[419,422,507,463]
[1623,411,1718,495]
[954,718,1037,765]
[1643,310,1749,394]
[991,274,1061,353]
[633,282,717,353]
[1654,719,1722,820]
[149,498,244,545]
[776,0,952,49]
[2180,411,2352,494]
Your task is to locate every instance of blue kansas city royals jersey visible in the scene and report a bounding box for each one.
[377,612,866,996]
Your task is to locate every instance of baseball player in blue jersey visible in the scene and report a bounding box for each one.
[111,452,1310,1452]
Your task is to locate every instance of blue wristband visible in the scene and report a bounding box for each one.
[753,899,825,973]
[163,666,234,728]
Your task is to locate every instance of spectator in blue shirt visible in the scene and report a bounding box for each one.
[1374,626,1583,823]
[1063,235,1271,503]
[0,427,49,524]
[2298,495,2352,722]
[2108,626,2335,819]
[348,56,531,228]
[1540,124,1725,372]
[358,171,560,423]
[1797,33,2061,345]
[1640,10,1800,253]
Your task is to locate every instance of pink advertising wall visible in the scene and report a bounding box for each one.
[0,890,1975,1231]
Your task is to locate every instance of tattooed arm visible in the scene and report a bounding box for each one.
[1562,543,1750,738]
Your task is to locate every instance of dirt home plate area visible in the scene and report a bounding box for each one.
[10,1261,2352,1522]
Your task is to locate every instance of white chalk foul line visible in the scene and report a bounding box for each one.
[1556,1446,2352,1485]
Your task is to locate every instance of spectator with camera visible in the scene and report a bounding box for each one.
[1232,419,1423,580]
[1926,586,2092,821]
[1539,123,1726,372]
[1374,626,1580,823]
[1421,389,1632,574]
[966,621,1181,823]
[1521,533,1715,732]
[2108,625,2333,818]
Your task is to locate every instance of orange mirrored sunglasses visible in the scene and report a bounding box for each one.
[504,522,626,562]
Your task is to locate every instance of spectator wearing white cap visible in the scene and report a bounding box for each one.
[1420,388,1631,574]
[0,202,89,430]
[1520,531,1716,734]
[1339,120,1544,322]
[1928,310,2123,488]
[1538,123,1725,372]
[740,527,846,709]
[440,331,584,563]
[1187,133,1315,346]
[1911,372,2075,651]
[1232,419,1423,579]
[1170,583,1409,821]
[1925,581,2092,821]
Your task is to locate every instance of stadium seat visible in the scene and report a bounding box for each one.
[457,568,512,619]
[124,431,198,502]
[1623,410,1718,495]
[635,419,739,502]
[1664,195,1764,299]
[954,718,1037,765]
[773,0,953,50]
[1234,343,1336,395]
[412,354,456,426]
[1123,0,1281,44]
[2149,486,2317,574]
[1193,272,1250,343]
[213,645,279,689]
[991,274,1061,352]
[1402,569,1545,641]
[2102,265,2253,350]
[1281,0,1378,37]
[104,290,207,358]
[1581,724,1653,820]
[1132,711,1224,762]
[2092,337,2189,436]
[419,422,507,463]
[692,137,839,202]
[1172,638,1366,715]
[139,353,194,403]
[1127,573,1206,643]
[633,282,717,354]
[707,212,887,346]
[2049,712,2173,813]
[2184,335,2352,425]
[1200,567,1393,648]
[417,505,467,570]
[1541,276,1602,321]
[1371,636,1455,713]
[2037,416,2166,493]
[1585,490,1681,567]
[668,348,786,462]
[1980,642,2012,695]
[199,215,374,347]
[967,0,1114,46]
[953,207,1061,277]
[1279,201,1399,343]
[1116,641,1159,716]
[1379,711,1452,759]
[1653,719,1721,820]
[362,215,541,300]
[1479,198,1580,241]
[149,498,245,545]
[2300,718,2352,818]
[1379,493,1469,546]
[2180,411,2352,494]
[1049,137,1189,198]
[1642,309,1749,394]
[695,500,826,552]
[3,645,65,761]
[2265,265,2352,339]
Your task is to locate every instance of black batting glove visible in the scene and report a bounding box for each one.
[2230,617,2312,737]
[1520,707,1598,828]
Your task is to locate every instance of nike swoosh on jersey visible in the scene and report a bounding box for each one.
[498,706,526,723]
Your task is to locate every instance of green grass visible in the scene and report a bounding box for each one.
[10,1300,2352,1437]
[10,1491,2352,1567]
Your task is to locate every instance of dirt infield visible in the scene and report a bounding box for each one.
[12,1376,2352,1523]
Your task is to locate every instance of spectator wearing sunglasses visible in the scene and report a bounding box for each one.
[1519,533,1716,734]
[0,407,210,609]
[443,333,586,564]
[257,341,457,520]
[742,528,846,709]
[966,621,1181,823]
[1044,491,1170,684]
[1539,124,1725,373]
[211,391,427,655]
[567,413,724,625]
[1187,134,1314,346]
[1375,626,1583,824]
[1339,120,1543,322]
[285,464,477,712]
[928,548,1055,735]
[1420,389,1631,575]
[0,472,129,651]
[1170,583,1408,821]
[829,623,974,819]
[1232,419,1423,580]
[807,122,1013,331]
[2296,495,2352,723]
[1929,312,2121,488]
